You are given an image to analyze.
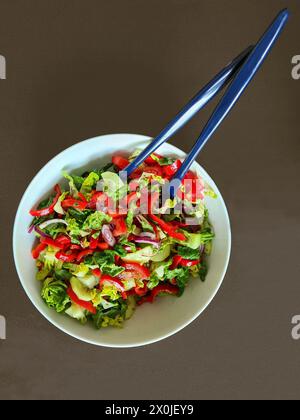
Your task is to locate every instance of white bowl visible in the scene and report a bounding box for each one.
[13,134,231,347]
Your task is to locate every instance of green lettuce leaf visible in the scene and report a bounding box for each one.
[199,259,208,282]
[121,246,157,264]
[80,172,99,195]
[63,171,79,198]
[92,299,127,329]
[44,222,67,238]
[164,267,190,294]
[87,251,125,277]
[151,155,175,166]
[177,246,201,260]
[65,303,87,324]
[126,210,135,230]
[91,163,117,178]
[136,215,154,232]
[41,278,70,313]
[53,192,68,215]
[82,211,112,231]
[72,175,85,190]
[70,277,97,301]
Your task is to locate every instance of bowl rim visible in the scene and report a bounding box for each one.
[13,133,232,348]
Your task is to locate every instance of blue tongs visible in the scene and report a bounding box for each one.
[125,9,289,189]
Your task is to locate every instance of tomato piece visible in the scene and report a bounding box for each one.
[142,165,163,177]
[89,236,99,250]
[129,180,140,191]
[87,192,108,210]
[177,176,204,203]
[112,156,130,170]
[145,153,163,165]
[97,242,110,250]
[163,159,182,178]
[113,217,128,236]
[129,168,143,179]
[92,268,102,277]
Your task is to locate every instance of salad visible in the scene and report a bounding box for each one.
[29,151,215,329]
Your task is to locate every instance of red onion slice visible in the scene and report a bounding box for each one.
[28,224,35,234]
[134,237,161,248]
[39,219,68,229]
[102,224,116,247]
[139,232,156,240]
[34,226,50,238]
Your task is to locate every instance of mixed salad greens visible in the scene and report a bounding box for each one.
[29,151,215,329]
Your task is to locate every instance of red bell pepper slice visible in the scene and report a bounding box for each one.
[129,168,143,179]
[145,153,163,165]
[148,191,160,214]
[137,295,154,305]
[113,217,128,237]
[149,214,186,242]
[134,282,148,296]
[122,262,150,280]
[184,170,198,180]
[170,255,201,270]
[89,236,99,250]
[126,192,139,207]
[171,255,200,269]
[55,235,71,249]
[62,195,88,211]
[151,283,179,299]
[92,268,102,277]
[163,159,182,178]
[138,283,179,305]
[100,275,127,300]
[97,242,110,250]
[179,258,200,267]
[67,287,97,314]
[142,165,163,177]
[55,251,78,263]
[129,180,140,192]
[30,184,62,217]
[70,244,82,251]
[76,249,94,262]
[87,191,108,210]
[41,237,66,250]
[32,242,47,259]
[170,255,183,269]
[112,156,130,170]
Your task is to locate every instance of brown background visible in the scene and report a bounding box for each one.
[0,0,299,400]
